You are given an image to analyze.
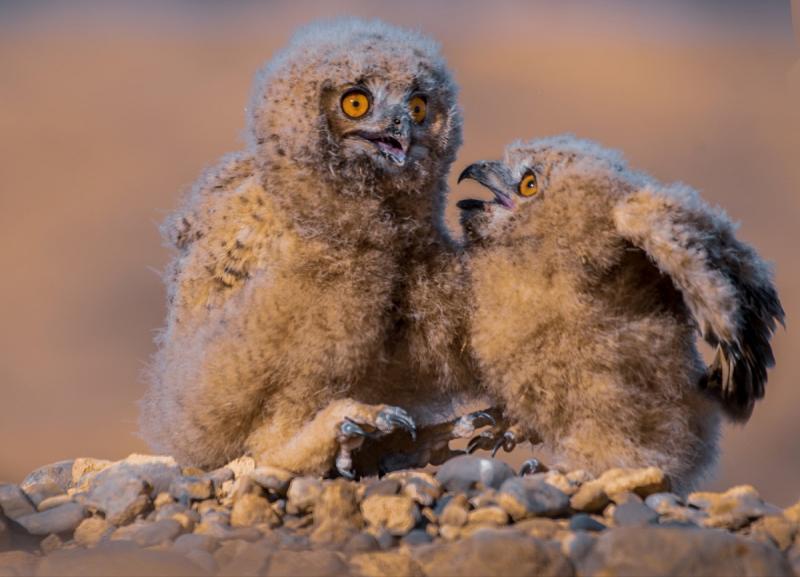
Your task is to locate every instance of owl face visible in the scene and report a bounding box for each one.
[322,75,439,173]
[457,136,627,244]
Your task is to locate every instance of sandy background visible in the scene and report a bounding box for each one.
[1,1,798,504]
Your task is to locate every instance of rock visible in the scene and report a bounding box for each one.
[344,531,381,553]
[204,467,234,496]
[184,549,217,575]
[387,471,442,507]
[597,467,670,498]
[153,492,174,509]
[569,513,606,532]
[467,506,509,526]
[310,479,363,546]
[74,517,115,547]
[439,524,461,541]
[363,479,401,498]
[84,469,150,525]
[350,550,423,577]
[749,515,797,551]
[156,503,200,531]
[286,477,324,515]
[688,485,782,530]
[173,533,219,554]
[436,455,516,493]
[169,477,213,503]
[578,526,793,577]
[98,454,181,495]
[111,518,183,547]
[15,502,86,535]
[71,458,113,487]
[215,539,272,575]
[361,494,420,536]
[230,493,280,528]
[414,530,574,577]
[265,549,349,577]
[0,551,39,577]
[401,529,433,546]
[37,494,73,512]
[569,481,610,513]
[496,477,570,521]
[514,517,562,540]
[250,466,294,496]
[439,495,469,527]
[40,532,64,554]
[20,460,73,506]
[0,484,36,519]
[612,500,659,526]
[645,492,707,525]
[225,456,256,479]
[539,471,579,496]
[560,531,596,563]
[35,541,208,576]
[784,500,800,524]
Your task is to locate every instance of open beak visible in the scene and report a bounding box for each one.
[457,161,515,210]
[348,128,410,166]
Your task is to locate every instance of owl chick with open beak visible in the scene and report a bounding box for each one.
[457,135,784,492]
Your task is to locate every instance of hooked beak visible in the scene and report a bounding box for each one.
[457,161,515,210]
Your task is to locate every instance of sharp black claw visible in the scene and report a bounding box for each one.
[337,466,356,480]
[340,418,368,439]
[491,437,505,458]
[467,431,493,454]
[470,411,497,429]
[378,408,417,440]
[520,458,544,476]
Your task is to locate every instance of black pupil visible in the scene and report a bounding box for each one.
[414,106,420,113]
[352,99,360,108]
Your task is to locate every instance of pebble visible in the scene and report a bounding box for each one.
[569,480,610,513]
[389,471,442,507]
[20,460,73,506]
[689,485,782,529]
[361,494,420,536]
[250,465,294,496]
[435,455,516,493]
[0,484,36,519]
[74,516,114,547]
[612,500,659,526]
[497,476,570,521]
[310,479,363,546]
[15,502,86,535]
[749,515,797,551]
[350,550,423,577]
[230,493,280,528]
[111,518,183,547]
[169,476,213,503]
[569,513,607,532]
[344,531,381,553]
[467,505,509,526]
[70,458,113,488]
[84,468,150,525]
[598,467,670,498]
[364,478,402,498]
[439,495,469,527]
[286,476,324,515]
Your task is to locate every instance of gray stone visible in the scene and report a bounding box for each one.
[84,468,150,525]
[570,481,610,513]
[286,477,323,515]
[34,541,209,576]
[71,458,113,489]
[578,526,794,577]
[387,471,442,507]
[560,531,596,564]
[344,531,381,553]
[436,456,516,493]
[363,479,401,499]
[169,476,213,503]
[310,480,363,546]
[0,484,36,519]
[569,513,606,532]
[94,454,181,495]
[497,477,570,521]
[414,530,574,577]
[40,532,64,554]
[74,516,115,547]
[230,493,280,528]
[613,500,659,526]
[401,529,433,546]
[173,532,219,554]
[688,485,782,530]
[15,502,86,535]
[645,492,707,525]
[265,549,349,577]
[37,494,73,512]
[361,494,420,536]
[349,550,423,577]
[249,466,294,496]
[111,518,183,547]
[20,460,73,506]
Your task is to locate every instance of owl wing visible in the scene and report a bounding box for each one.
[612,182,784,421]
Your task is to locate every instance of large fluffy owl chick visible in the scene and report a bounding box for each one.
[457,135,784,491]
[140,19,472,478]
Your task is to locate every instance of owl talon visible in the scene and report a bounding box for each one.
[375,406,417,441]
[338,418,370,441]
[519,458,546,476]
[466,430,496,454]
[452,410,497,438]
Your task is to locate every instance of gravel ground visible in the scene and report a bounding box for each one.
[1,453,798,576]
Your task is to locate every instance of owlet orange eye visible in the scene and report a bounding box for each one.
[409,95,427,123]
[518,172,539,197]
[341,90,370,119]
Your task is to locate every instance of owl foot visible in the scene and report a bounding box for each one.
[467,423,525,457]
[335,406,416,479]
[519,458,547,476]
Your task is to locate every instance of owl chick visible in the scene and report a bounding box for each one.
[140,19,475,478]
[457,135,784,492]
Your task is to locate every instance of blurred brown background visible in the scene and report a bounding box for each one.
[1,1,797,504]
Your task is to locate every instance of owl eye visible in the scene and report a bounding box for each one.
[409,95,427,123]
[341,89,371,119]
[518,171,539,197]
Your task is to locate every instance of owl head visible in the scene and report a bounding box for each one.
[457,135,637,250]
[248,19,462,198]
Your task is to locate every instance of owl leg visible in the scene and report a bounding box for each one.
[467,422,530,456]
[246,399,415,479]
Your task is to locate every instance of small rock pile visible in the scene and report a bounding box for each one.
[1,453,798,576]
